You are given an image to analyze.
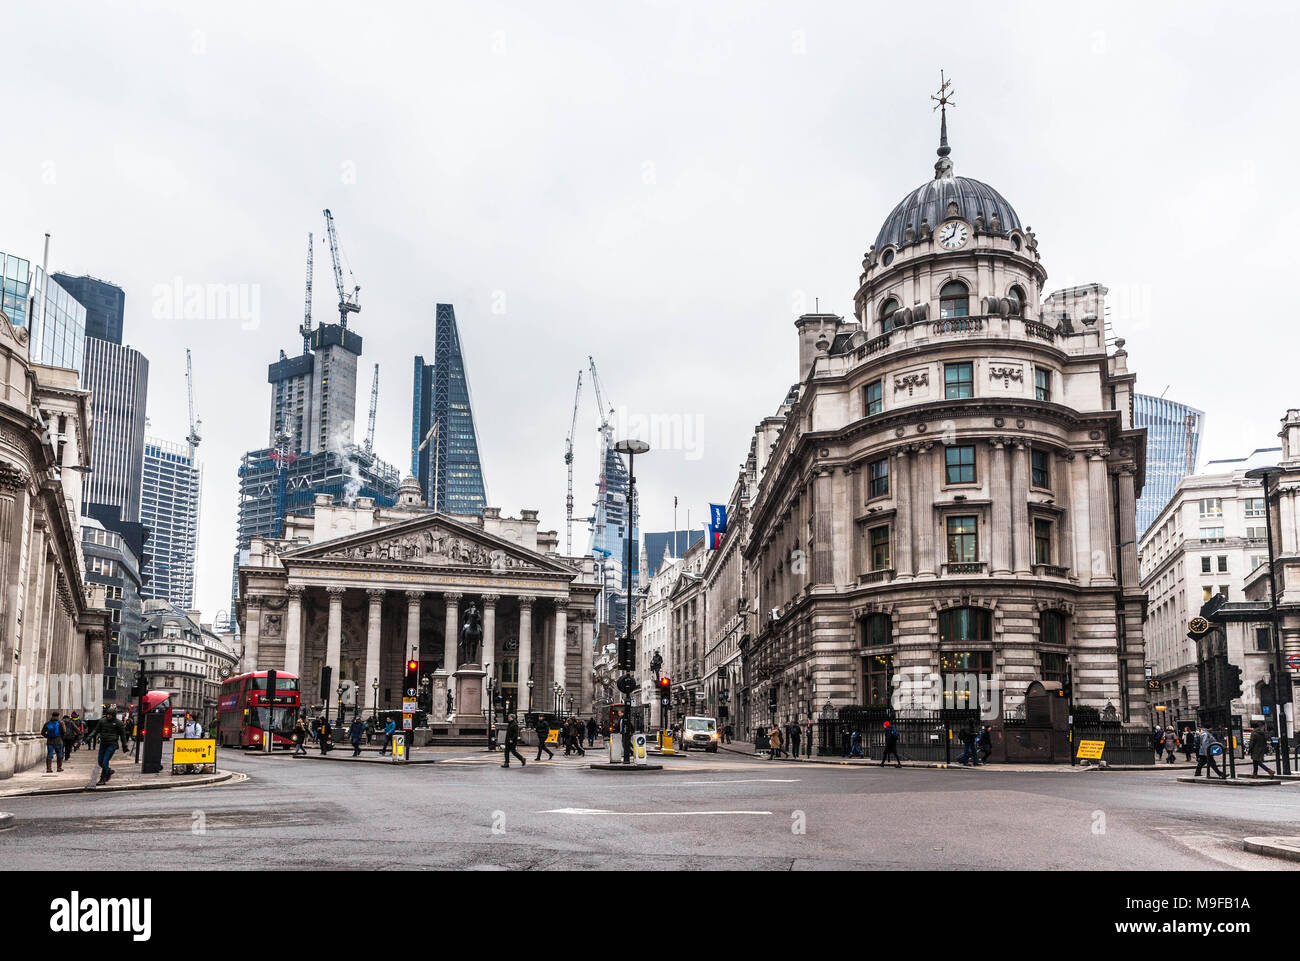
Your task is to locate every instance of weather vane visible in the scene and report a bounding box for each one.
[931,70,954,113]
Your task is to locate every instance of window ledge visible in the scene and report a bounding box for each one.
[858,569,895,585]
[942,561,988,577]
[1032,564,1071,579]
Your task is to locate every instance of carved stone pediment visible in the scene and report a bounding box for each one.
[281,513,574,577]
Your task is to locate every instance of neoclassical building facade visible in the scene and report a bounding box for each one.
[238,481,600,721]
[741,113,1149,728]
[0,311,110,777]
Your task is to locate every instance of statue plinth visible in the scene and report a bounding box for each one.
[431,670,450,725]
[452,664,488,732]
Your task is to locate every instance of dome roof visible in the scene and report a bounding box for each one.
[873,174,1022,252]
[873,103,1022,252]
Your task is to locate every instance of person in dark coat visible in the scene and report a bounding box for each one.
[979,724,993,764]
[93,709,128,784]
[620,711,634,764]
[501,714,526,768]
[880,721,902,768]
[569,718,586,756]
[788,721,801,760]
[586,717,597,747]
[535,715,554,761]
[41,711,66,773]
[348,717,365,756]
[957,725,979,766]
[1248,723,1274,777]
[316,716,332,755]
[1161,728,1179,764]
[1194,727,1226,779]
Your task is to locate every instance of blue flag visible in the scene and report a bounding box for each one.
[707,503,728,549]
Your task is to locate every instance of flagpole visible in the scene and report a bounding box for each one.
[674,498,678,557]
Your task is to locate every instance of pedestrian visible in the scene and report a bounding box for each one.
[349,716,365,756]
[183,714,203,740]
[380,716,397,755]
[59,713,78,764]
[93,708,127,784]
[979,723,993,764]
[789,720,801,760]
[804,718,813,757]
[881,721,902,768]
[723,723,732,744]
[1181,727,1194,762]
[1248,723,1274,777]
[292,718,308,756]
[535,715,554,761]
[586,717,597,748]
[571,718,586,756]
[317,716,332,755]
[501,714,526,768]
[68,713,84,753]
[849,728,864,759]
[768,724,783,760]
[1194,726,1227,779]
[1161,728,1178,764]
[957,725,979,766]
[754,726,765,756]
[41,711,66,773]
[620,710,634,764]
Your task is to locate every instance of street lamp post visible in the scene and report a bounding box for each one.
[613,439,650,733]
[527,677,534,714]
[371,678,379,722]
[1244,467,1292,776]
[336,685,345,728]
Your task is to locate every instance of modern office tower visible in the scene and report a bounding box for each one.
[51,273,125,345]
[81,518,143,712]
[81,337,150,523]
[1135,394,1204,536]
[0,249,87,370]
[268,323,362,455]
[140,437,202,609]
[590,439,637,629]
[410,304,487,514]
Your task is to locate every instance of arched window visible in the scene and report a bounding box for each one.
[879,297,900,332]
[1007,285,1025,315]
[939,281,969,319]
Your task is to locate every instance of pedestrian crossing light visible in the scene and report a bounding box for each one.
[659,676,671,705]
[405,659,419,696]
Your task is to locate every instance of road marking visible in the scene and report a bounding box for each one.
[676,778,801,785]
[540,809,772,816]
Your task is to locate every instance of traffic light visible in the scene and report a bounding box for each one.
[658,676,671,705]
[1224,663,1244,701]
[404,659,419,696]
[617,633,635,671]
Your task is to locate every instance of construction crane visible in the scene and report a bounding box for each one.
[365,363,379,453]
[564,371,583,555]
[299,232,313,353]
[184,348,202,454]
[322,208,361,330]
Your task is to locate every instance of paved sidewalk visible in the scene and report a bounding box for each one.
[0,742,232,798]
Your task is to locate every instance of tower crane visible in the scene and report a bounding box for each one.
[564,371,583,555]
[322,208,361,330]
[365,363,379,453]
[299,232,313,353]
[184,348,202,454]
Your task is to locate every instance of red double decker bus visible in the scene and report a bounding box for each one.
[217,671,300,749]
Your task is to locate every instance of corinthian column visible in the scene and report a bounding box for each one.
[894,448,913,578]
[553,598,569,694]
[443,592,462,674]
[325,586,345,694]
[913,444,936,577]
[989,440,1012,576]
[579,611,593,714]
[365,589,383,712]
[481,595,499,711]
[518,596,535,712]
[1087,450,1113,583]
[405,590,423,662]
[284,585,304,676]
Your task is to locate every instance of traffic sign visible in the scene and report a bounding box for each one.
[1288,654,1300,670]
[402,697,417,713]
[1076,740,1105,760]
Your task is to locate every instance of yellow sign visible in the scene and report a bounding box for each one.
[393,736,406,760]
[173,738,216,764]
[546,729,559,744]
[1076,739,1105,760]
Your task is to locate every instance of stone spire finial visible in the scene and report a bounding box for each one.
[932,69,955,180]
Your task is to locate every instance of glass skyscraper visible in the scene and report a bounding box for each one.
[410,303,487,514]
[52,273,125,344]
[0,250,86,370]
[1135,393,1204,536]
[141,437,202,610]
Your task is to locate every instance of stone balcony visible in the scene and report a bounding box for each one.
[942,561,988,577]
[857,568,895,585]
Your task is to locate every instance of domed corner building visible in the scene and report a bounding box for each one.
[740,105,1150,754]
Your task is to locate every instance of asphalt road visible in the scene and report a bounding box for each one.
[3,749,1299,870]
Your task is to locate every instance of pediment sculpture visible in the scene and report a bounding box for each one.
[322,529,539,571]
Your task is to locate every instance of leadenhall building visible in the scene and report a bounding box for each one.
[743,101,1149,724]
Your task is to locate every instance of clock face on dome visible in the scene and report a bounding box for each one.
[938,220,968,250]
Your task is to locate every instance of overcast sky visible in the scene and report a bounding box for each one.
[4,1,1296,621]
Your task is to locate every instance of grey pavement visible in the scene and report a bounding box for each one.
[3,748,1299,870]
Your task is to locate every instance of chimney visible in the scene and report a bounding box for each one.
[1281,409,1300,466]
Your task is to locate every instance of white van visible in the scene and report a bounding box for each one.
[681,716,719,752]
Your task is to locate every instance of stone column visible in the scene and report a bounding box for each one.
[579,611,593,714]
[1116,465,1139,587]
[989,440,1012,576]
[913,443,936,577]
[443,592,462,673]
[1071,452,1092,583]
[894,448,913,578]
[88,629,105,679]
[325,586,345,697]
[405,590,423,662]
[1057,451,1075,576]
[365,589,383,712]
[284,585,304,677]
[813,469,835,586]
[1087,450,1113,582]
[517,595,535,712]
[553,598,569,695]
[1011,442,1031,574]
[242,595,262,672]
[481,594,499,712]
